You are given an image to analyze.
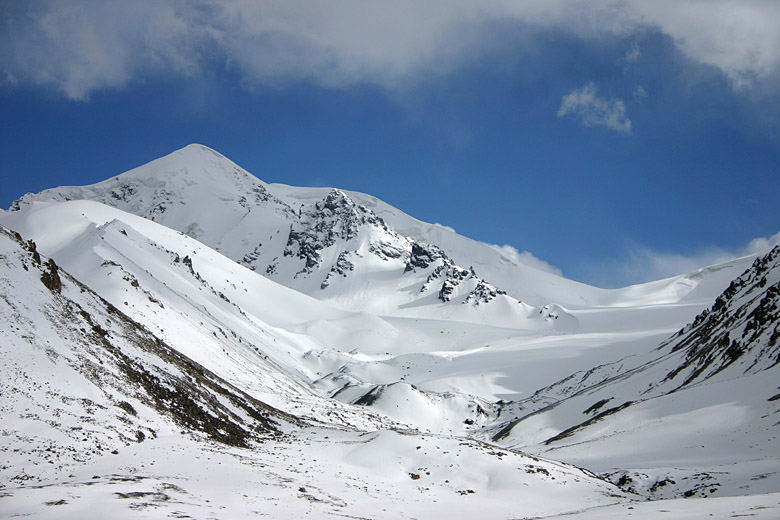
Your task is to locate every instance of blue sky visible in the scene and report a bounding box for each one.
[1,1,779,287]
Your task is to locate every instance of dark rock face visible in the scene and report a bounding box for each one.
[284,190,395,277]
[464,280,507,306]
[405,243,447,272]
[40,258,62,293]
[321,251,356,289]
[437,268,472,303]
[240,243,264,269]
[22,236,62,292]
[408,243,507,305]
[661,246,780,389]
[369,241,405,261]
[422,261,506,305]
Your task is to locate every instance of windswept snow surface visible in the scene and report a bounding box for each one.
[0,224,638,519]
[3,144,778,517]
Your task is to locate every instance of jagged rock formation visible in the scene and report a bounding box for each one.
[283,189,402,276]
[408,242,510,305]
[660,245,780,387]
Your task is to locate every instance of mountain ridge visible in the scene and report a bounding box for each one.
[9,143,759,313]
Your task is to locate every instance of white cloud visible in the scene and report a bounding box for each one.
[488,244,563,276]
[1,2,204,100]
[746,230,780,254]
[629,0,780,90]
[625,41,641,62]
[433,223,456,233]
[557,83,632,133]
[1,1,779,99]
[599,230,780,287]
[633,85,647,101]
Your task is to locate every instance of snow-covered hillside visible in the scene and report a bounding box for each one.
[489,246,780,499]
[0,223,651,519]
[2,144,779,518]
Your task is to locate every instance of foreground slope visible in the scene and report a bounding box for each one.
[2,207,777,519]
[0,224,645,519]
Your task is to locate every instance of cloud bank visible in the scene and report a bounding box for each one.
[594,230,780,288]
[557,83,632,133]
[488,244,563,277]
[2,1,779,100]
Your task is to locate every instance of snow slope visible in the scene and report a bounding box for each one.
[489,246,780,499]
[0,199,744,435]
[0,224,646,519]
[3,144,779,517]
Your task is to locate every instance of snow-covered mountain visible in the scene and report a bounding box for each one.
[10,144,753,315]
[2,144,778,518]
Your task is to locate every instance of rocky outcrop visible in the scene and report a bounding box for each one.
[321,251,356,289]
[283,190,399,277]
[661,245,780,389]
[410,244,509,305]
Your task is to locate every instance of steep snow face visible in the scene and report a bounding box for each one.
[0,199,411,430]
[0,223,293,465]
[10,144,297,249]
[488,246,780,499]
[10,144,755,317]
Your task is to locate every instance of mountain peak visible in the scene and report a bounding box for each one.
[320,188,356,211]
[8,145,757,314]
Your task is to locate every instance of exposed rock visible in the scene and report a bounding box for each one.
[285,190,379,276]
[40,258,62,293]
[464,280,507,306]
[661,246,780,389]
[321,251,356,289]
[405,242,447,272]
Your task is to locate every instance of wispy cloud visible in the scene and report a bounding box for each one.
[557,83,632,134]
[488,244,563,276]
[625,41,641,62]
[1,1,779,100]
[433,223,456,233]
[589,230,780,288]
